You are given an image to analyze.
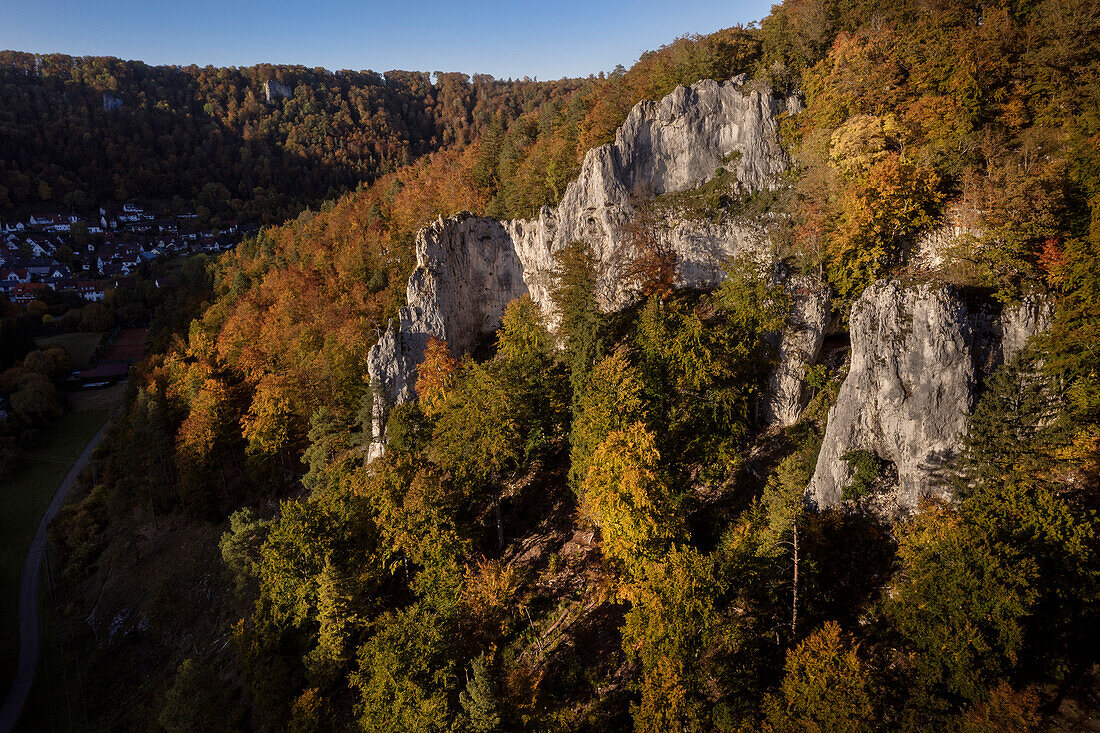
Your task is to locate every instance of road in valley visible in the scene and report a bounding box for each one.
[0,419,111,733]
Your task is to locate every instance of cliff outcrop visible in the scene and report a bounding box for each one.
[367,77,799,455]
[263,79,294,102]
[807,281,1052,513]
[505,76,791,312]
[366,216,526,459]
[764,276,831,427]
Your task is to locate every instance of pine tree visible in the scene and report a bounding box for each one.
[306,557,355,682]
[549,239,605,406]
[459,653,502,732]
[761,453,812,635]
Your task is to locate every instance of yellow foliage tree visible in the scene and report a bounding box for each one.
[763,622,873,733]
[828,152,942,299]
[581,422,681,572]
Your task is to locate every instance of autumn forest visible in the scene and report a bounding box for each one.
[3,0,1100,731]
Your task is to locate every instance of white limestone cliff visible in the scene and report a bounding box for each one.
[367,77,799,455]
[807,281,1052,513]
[264,79,294,102]
[366,216,526,459]
[764,276,831,427]
[505,76,790,313]
[1001,296,1053,363]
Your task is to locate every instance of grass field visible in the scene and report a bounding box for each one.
[68,383,128,412]
[15,594,88,733]
[34,332,104,370]
[0,407,112,702]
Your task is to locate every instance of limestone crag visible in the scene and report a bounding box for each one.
[1001,296,1052,363]
[366,216,526,458]
[264,79,294,102]
[367,77,797,456]
[764,276,831,427]
[506,76,791,313]
[912,205,982,271]
[807,281,1052,513]
[808,282,976,511]
[967,294,1054,375]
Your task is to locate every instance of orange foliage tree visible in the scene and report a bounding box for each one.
[416,337,459,417]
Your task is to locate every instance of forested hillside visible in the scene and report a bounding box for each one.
[0,53,582,222]
[33,0,1100,730]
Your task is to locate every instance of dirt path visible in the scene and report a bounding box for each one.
[0,418,110,733]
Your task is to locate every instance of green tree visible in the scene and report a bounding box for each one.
[80,302,115,332]
[632,262,788,478]
[621,545,725,733]
[885,502,1033,705]
[760,453,812,635]
[351,604,454,732]
[22,346,71,380]
[569,347,648,490]
[496,294,554,366]
[305,557,358,684]
[219,507,269,597]
[494,293,567,452]
[952,350,1063,497]
[458,652,502,732]
[431,361,523,548]
[826,152,942,301]
[549,240,605,403]
[762,622,873,733]
[1044,197,1100,430]
[7,371,62,419]
[158,658,246,733]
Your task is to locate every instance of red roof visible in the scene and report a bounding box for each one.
[11,283,46,295]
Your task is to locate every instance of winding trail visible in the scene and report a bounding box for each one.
[0,418,111,733]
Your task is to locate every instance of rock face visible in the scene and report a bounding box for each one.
[1001,296,1052,363]
[506,76,790,313]
[366,216,526,459]
[807,281,1052,512]
[911,205,982,271]
[102,93,124,112]
[264,80,294,102]
[765,276,831,427]
[367,77,798,456]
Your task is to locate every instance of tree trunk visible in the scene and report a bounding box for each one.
[791,522,800,636]
[494,495,504,550]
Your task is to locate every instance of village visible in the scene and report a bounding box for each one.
[0,203,255,305]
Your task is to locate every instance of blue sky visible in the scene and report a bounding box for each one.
[0,0,776,79]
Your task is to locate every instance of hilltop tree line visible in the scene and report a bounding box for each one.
[34,0,1100,730]
[0,27,765,225]
[0,53,582,222]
